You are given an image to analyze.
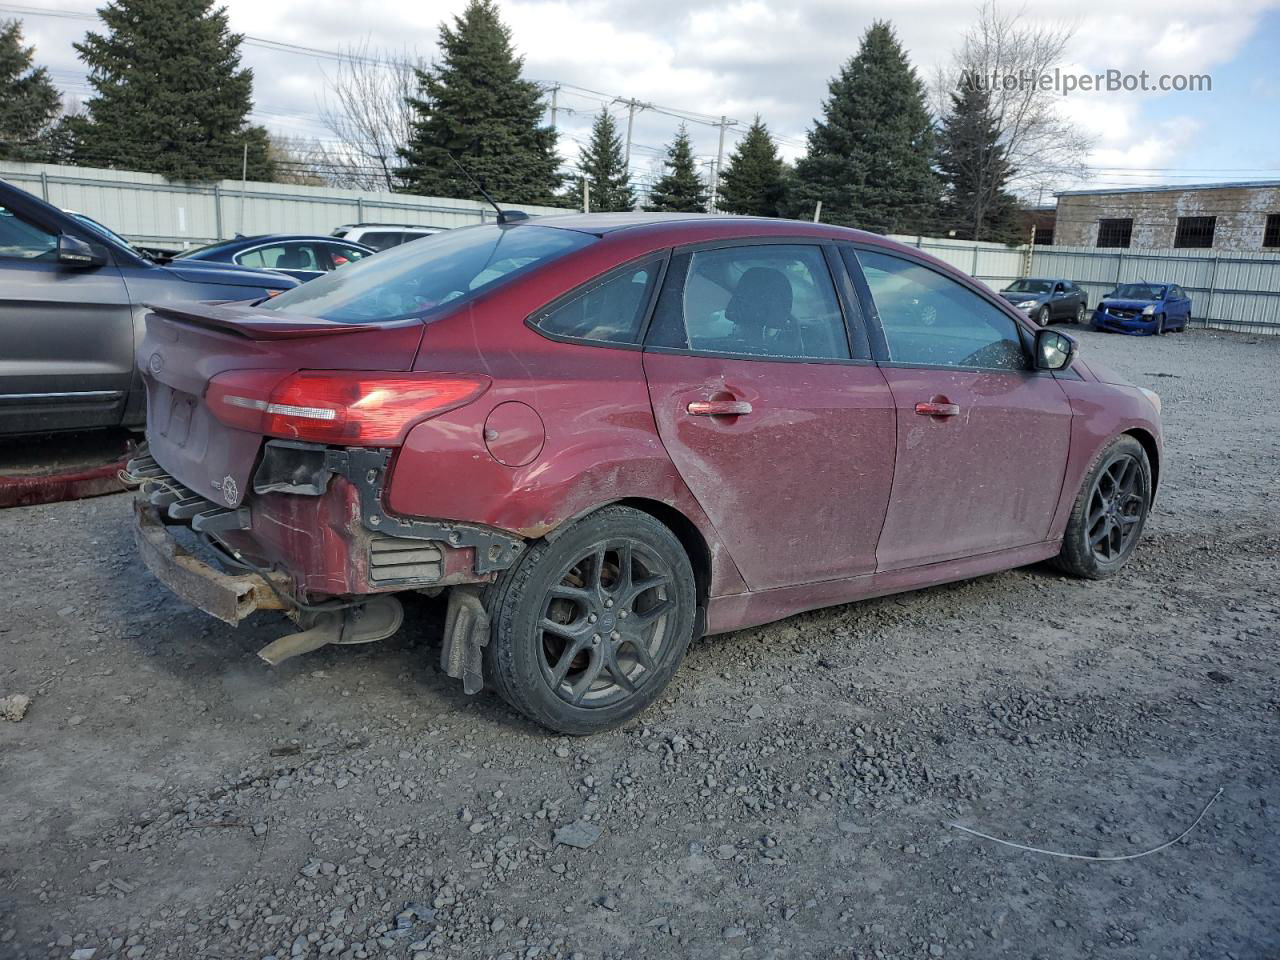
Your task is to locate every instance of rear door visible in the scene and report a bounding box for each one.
[642,241,896,590]
[0,199,134,434]
[844,247,1073,571]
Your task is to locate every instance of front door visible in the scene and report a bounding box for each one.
[642,242,897,590]
[847,247,1074,571]
[0,201,134,434]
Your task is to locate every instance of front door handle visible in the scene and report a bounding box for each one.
[688,400,753,416]
[915,400,960,417]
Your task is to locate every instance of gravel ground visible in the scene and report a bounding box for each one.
[1,327,1277,960]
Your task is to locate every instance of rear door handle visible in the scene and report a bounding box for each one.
[914,401,960,417]
[687,400,753,416]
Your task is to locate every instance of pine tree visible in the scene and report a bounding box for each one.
[0,19,62,161]
[794,21,938,234]
[572,109,635,212]
[717,116,785,217]
[73,0,273,181]
[937,82,1020,242]
[645,125,707,213]
[397,0,561,205]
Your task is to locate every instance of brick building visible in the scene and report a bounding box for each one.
[1053,180,1280,251]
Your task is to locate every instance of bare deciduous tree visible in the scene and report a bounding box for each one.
[318,41,418,191]
[935,2,1094,201]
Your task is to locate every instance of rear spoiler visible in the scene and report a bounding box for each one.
[145,300,399,340]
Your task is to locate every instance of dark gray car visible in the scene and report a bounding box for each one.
[0,180,298,437]
[999,277,1088,326]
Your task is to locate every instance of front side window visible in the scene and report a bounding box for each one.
[648,244,850,360]
[856,249,1026,371]
[533,261,660,345]
[0,205,57,260]
[260,224,595,324]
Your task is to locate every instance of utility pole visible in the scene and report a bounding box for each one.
[239,142,248,235]
[708,115,736,213]
[618,98,645,175]
[582,177,590,214]
[812,200,822,223]
[549,83,560,130]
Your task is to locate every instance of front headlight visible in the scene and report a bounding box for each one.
[1137,387,1162,415]
[1142,304,1155,315]
[1016,300,1038,309]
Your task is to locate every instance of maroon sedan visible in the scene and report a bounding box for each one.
[130,213,1162,734]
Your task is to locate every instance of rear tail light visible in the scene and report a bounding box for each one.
[207,369,490,446]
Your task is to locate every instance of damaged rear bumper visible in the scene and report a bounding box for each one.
[132,499,291,624]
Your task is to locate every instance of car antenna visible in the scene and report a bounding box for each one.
[446,153,528,224]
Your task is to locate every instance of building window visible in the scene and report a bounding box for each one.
[1264,214,1280,248]
[1174,216,1216,248]
[1096,218,1132,248]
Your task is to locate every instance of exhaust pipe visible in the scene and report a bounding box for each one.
[258,595,403,666]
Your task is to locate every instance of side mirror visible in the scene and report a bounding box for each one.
[1035,329,1077,371]
[57,234,107,268]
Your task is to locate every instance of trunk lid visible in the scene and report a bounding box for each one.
[140,301,425,508]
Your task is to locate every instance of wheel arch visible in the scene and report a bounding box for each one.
[1124,427,1160,494]
[545,496,714,632]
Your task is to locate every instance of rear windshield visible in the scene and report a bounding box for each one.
[260,224,594,323]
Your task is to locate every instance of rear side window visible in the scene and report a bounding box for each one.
[260,224,595,324]
[855,249,1026,371]
[361,231,403,251]
[532,260,660,345]
[236,243,319,271]
[647,244,850,361]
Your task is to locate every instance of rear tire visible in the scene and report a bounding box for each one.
[1075,304,1086,324]
[482,506,696,735]
[1052,436,1152,579]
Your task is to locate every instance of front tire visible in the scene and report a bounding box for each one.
[483,506,696,734]
[1155,315,1166,335]
[1053,436,1152,579]
[1037,306,1051,327]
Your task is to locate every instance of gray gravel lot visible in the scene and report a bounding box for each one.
[1,327,1277,960]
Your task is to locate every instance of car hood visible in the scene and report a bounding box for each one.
[1075,354,1135,387]
[1000,291,1044,303]
[159,259,296,289]
[1099,299,1157,311]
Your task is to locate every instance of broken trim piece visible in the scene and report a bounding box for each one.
[325,447,526,575]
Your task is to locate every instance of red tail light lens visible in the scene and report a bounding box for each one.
[207,370,491,446]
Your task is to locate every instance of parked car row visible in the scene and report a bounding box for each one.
[1000,275,1194,337]
[0,177,457,436]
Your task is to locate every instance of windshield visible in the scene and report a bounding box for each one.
[1110,284,1166,301]
[260,224,594,323]
[1004,279,1052,294]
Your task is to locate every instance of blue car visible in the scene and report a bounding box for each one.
[1093,283,1191,336]
[173,234,376,282]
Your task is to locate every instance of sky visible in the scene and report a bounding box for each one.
[7,0,1280,200]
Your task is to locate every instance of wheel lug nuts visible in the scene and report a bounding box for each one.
[591,634,600,644]
[619,610,628,619]
[588,613,597,623]
[604,598,614,608]
[610,631,620,640]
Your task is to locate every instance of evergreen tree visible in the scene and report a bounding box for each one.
[73,0,273,181]
[645,125,707,213]
[794,21,938,233]
[572,109,634,212]
[717,116,785,217]
[937,82,1020,242]
[397,0,561,205]
[0,19,62,161]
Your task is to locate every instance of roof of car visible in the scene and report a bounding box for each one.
[529,212,877,240]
